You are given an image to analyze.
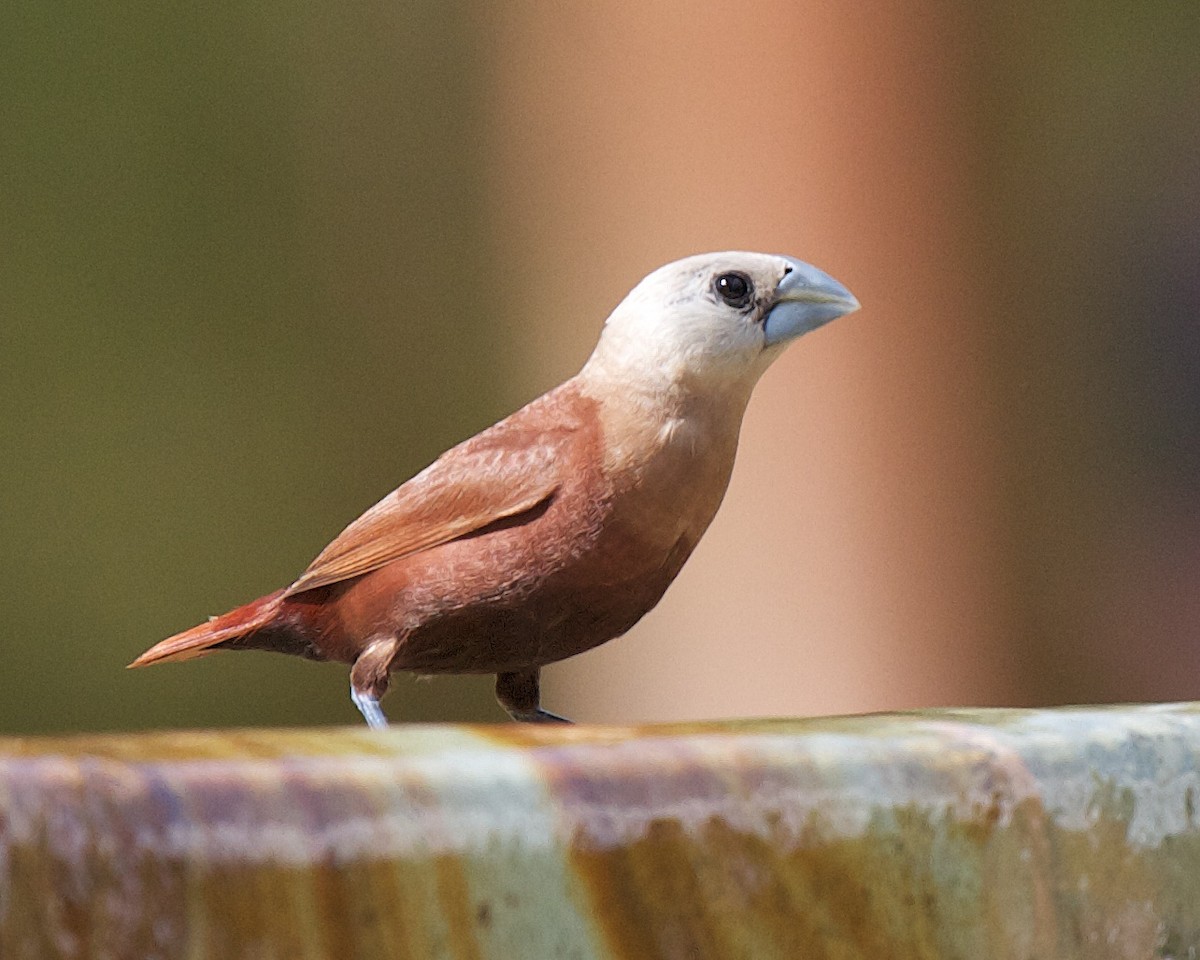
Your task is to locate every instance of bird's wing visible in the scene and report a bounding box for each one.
[283,396,584,597]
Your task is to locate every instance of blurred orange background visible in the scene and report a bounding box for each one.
[2,1,1197,730]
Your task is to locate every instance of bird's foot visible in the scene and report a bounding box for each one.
[495,669,573,724]
[506,707,574,724]
[350,684,389,729]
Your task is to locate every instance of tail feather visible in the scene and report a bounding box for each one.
[129,589,287,668]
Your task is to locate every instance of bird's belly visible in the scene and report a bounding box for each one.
[394,584,663,674]
[342,507,694,675]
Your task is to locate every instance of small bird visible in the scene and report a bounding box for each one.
[131,252,859,726]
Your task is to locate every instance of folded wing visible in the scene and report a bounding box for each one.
[283,403,580,597]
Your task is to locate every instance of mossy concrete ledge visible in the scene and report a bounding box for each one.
[3,704,1200,959]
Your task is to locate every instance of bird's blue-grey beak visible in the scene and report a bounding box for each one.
[762,257,860,347]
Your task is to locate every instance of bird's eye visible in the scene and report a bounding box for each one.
[714,272,753,309]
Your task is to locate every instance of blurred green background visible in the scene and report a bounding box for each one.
[2,2,1197,731]
[1,1,507,728]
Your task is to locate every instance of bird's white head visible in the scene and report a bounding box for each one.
[582,251,859,400]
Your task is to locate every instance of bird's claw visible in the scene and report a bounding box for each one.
[507,708,573,724]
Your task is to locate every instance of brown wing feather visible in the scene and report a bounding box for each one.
[283,393,581,597]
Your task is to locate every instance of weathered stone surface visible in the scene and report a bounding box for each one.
[2,704,1199,958]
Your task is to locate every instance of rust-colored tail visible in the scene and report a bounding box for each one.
[129,589,288,668]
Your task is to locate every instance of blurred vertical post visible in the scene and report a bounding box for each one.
[481,0,1013,719]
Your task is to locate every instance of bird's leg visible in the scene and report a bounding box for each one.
[495,669,573,723]
[350,638,397,729]
[350,684,389,729]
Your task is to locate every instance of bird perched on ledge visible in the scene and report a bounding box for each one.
[131,252,859,727]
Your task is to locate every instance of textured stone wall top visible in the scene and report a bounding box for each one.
[3,704,1200,959]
